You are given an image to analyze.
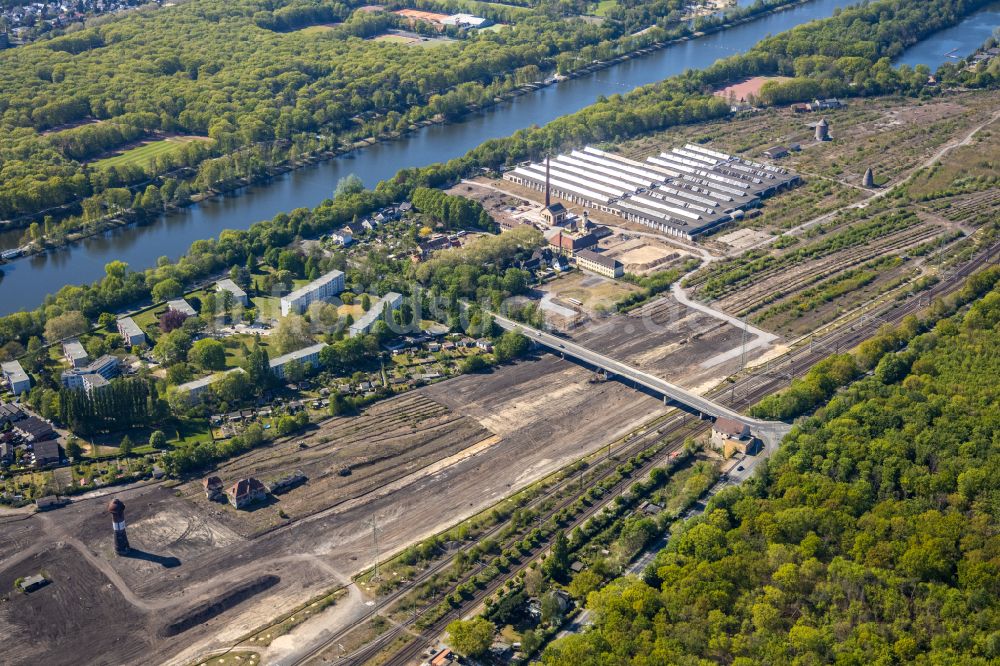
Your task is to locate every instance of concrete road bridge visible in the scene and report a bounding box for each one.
[492,313,791,444]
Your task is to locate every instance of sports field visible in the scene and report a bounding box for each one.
[296,23,339,34]
[91,136,211,169]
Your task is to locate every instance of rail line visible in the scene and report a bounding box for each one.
[292,240,997,666]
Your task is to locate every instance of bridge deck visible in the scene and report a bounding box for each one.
[492,313,788,438]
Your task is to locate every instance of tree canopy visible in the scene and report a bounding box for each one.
[543,273,1000,665]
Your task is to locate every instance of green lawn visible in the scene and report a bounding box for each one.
[131,304,163,336]
[592,0,617,15]
[91,136,211,170]
[295,24,338,34]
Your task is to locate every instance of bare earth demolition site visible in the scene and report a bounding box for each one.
[1,89,997,666]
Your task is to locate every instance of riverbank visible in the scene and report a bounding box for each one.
[2,0,969,315]
[0,0,813,259]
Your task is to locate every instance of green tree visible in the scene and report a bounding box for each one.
[245,344,273,392]
[65,436,83,461]
[43,310,88,342]
[119,435,133,456]
[494,330,529,363]
[543,530,571,583]
[271,314,314,355]
[446,617,494,658]
[149,430,166,449]
[153,329,193,365]
[334,174,364,198]
[98,312,117,331]
[188,338,226,370]
[152,278,183,302]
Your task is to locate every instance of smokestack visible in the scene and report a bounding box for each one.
[108,498,130,555]
[545,154,551,208]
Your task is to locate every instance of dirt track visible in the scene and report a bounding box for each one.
[0,354,672,666]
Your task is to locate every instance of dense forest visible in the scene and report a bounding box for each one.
[542,270,1000,664]
[0,0,794,223]
[0,0,996,357]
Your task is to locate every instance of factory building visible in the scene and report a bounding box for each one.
[280,269,345,316]
[117,316,146,348]
[504,144,799,240]
[575,249,624,278]
[349,292,403,338]
[2,360,30,395]
[215,279,248,306]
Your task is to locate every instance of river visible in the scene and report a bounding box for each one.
[0,0,988,315]
[895,1,1000,70]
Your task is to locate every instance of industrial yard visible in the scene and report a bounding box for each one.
[1,89,996,666]
[0,351,679,666]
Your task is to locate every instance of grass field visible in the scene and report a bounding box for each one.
[544,272,640,313]
[91,136,211,169]
[295,23,339,34]
[593,0,617,16]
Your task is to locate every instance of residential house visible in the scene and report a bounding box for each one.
[280,269,345,316]
[15,417,55,443]
[330,228,354,246]
[269,342,327,380]
[62,340,89,368]
[575,249,623,278]
[117,316,146,348]
[547,230,597,256]
[349,292,403,337]
[61,355,119,391]
[176,367,246,399]
[32,439,61,467]
[203,476,224,500]
[227,477,267,509]
[1,360,30,395]
[0,403,25,426]
[166,298,197,318]
[216,279,248,306]
[711,417,760,458]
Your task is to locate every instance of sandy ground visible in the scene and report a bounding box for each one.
[0,352,675,666]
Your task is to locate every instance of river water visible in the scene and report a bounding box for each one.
[895,1,1000,70]
[0,0,993,315]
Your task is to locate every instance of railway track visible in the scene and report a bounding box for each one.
[717,223,943,315]
[361,370,808,666]
[293,241,998,666]
[291,410,702,665]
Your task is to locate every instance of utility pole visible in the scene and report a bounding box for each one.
[367,514,382,583]
[739,315,748,372]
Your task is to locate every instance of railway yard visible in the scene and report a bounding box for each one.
[0,90,997,666]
